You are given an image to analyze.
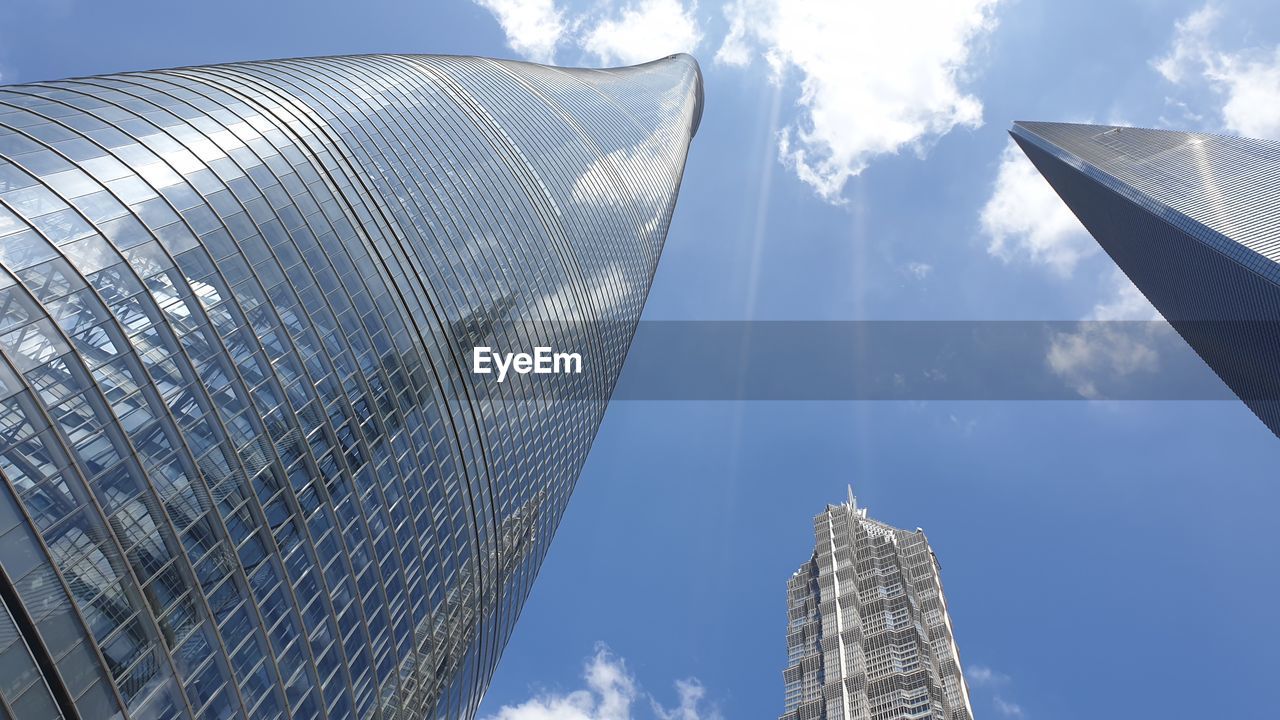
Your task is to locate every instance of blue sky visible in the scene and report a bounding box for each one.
[5,0,1280,718]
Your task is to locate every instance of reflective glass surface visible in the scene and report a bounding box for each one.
[0,53,702,719]
[1013,122,1280,437]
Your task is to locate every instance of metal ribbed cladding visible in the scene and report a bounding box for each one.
[0,53,700,720]
[1011,122,1280,285]
[1011,121,1280,438]
[779,501,973,720]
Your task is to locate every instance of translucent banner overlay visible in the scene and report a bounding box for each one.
[445,320,1271,400]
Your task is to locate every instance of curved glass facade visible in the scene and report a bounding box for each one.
[0,53,702,719]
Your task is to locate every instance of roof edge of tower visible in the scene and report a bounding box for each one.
[680,53,705,138]
[648,53,704,138]
[604,52,703,138]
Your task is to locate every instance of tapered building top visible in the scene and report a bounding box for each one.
[781,491,972,720]
[0,53,700,720]
[1013,122,1280,279]
[1012,121,1280,436]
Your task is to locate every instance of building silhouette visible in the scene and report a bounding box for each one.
[781,490,972,720]
[1012,121,1280,436]
[0,53,701,719]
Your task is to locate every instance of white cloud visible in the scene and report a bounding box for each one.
[583,0,703,66]
[994,696,1026,718]
[905,261,933,279]
[715,0,1003,201]
[474,0,567,63]
[570,103,684,239]
[482,646,637,720]
[481,645,719,720]
[534,262,634,320]
[1210,50,1280,139]
[1153,3,1280,139]
[1152,4,1221,84]
[651,679,720,720]
[981,140,1095,275]
[966,665,1011,687]
[1046,270,1166,400]
[713,0,750,67]
[1087,270,1159,322]
[965,666,1027,719]
[473,0,701,67]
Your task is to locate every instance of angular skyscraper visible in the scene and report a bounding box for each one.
[781,490,972,720]
[0,54,701,719]
[1011,122,1280,436]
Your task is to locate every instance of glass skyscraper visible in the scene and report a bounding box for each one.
[1012,121,1280,437]
[781,490,971,720]
[0,53,702,719]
